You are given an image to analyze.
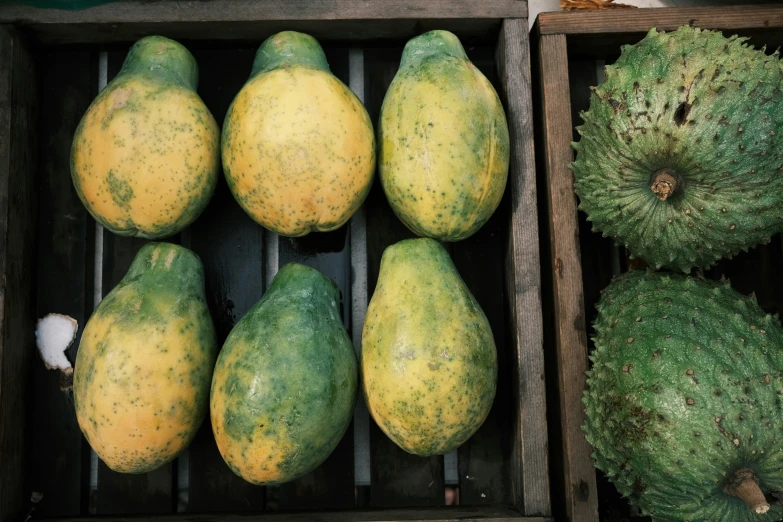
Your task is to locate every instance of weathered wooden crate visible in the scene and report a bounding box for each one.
[532,6,783,522]
[0,2,550,521]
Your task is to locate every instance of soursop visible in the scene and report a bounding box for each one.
[583,270,783,521]
[572,26,783,272]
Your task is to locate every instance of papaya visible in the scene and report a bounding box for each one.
[210,263,357,484]
[73,243,217,473]
[378,30,510,242]
[362,238,497,456]
[71,36,220,239]
[221,31,375,237]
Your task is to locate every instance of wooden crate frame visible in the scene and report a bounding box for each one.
[0,2,551,521]
[533,5,783,522]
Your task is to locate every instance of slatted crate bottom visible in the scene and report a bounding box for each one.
[0,9,548,520]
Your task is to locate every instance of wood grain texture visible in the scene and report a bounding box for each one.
[0,24,38,522]
[0,1,525,22]
[0,1,525,45]
[32,50,95,518]
[536,33,597,522]
[45,506,548,522]
[537,5,783,35]
[495,18,551,518]
[185,47,265,513]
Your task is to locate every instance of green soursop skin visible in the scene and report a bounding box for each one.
[572,26,783,272]
[583,270,783,521]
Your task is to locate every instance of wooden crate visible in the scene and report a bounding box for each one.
[0,2,551,521]
[532,6,783,522]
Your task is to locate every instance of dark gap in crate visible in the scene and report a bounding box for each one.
[709,233,783,316]
[2,26,39,522]
[30,48,97,519]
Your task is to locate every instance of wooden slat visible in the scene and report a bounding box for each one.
[536,33,597,522]
[537,5,783,35]
[0,1,524,46]
[495,18,551,518]
[32,50,95,518]
[0,23,38,522]
[0,0,525,22]
[46,506,547,522]
[184,47,265,513]
[363,46,445,508]
[93,51,172,515]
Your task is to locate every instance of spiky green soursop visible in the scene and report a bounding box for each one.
[572,26,783,273]
[583,270,783,521]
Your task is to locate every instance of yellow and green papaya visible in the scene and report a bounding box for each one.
[73,243,217,473]
[222,31,375,237]
[71,36,220,239]
[379,30,510,241]
[362,238,497,455]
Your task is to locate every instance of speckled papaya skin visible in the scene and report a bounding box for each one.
[73,243,217,473]
[221,31,375,237]
[210,263,358,485]
[71,36,220,239]
[361,238,497,456]
[378,30,509,242]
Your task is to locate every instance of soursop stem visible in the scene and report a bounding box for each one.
[724,468,770,514]
[650,168,680,201]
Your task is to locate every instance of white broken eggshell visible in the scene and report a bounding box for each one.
[35,314,78,390]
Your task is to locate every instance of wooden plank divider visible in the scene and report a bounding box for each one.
[536,33,597,522]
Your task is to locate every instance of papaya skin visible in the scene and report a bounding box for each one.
[221,31,375,237]
[71,35,220,239]
[210,263,358,485]
[73,243,217,473]
[361,238,497,456]
[378,30,509,242]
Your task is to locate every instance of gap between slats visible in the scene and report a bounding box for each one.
[87,50,107,513]
[348,47,372,490]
